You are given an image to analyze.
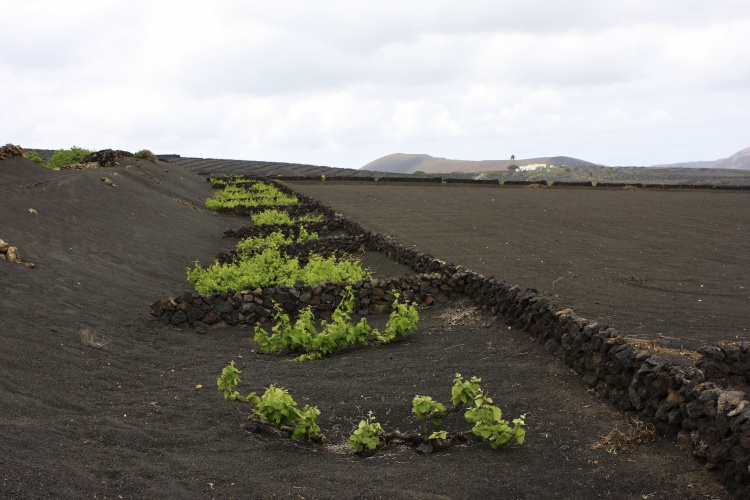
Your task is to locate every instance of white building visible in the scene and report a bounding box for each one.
[518,163,547,171]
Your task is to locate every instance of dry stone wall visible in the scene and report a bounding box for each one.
[0,144,25,160]
[150,175,750,495]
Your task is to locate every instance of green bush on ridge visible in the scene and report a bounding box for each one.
[134,149,157,162]
[47,146,93,170]
[25,151,45,165]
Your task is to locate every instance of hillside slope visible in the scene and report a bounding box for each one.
[360,153,598,174]
[650,146,750,170]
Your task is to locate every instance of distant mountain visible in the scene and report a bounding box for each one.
[650,147,750,170]
[360,153,598,174]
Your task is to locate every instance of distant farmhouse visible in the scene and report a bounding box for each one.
[518,163,548,171]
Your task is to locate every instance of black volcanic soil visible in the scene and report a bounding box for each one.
[0,158,732,498]
[286,181,750,352]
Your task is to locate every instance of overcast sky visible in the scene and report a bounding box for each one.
[2,1,749,168]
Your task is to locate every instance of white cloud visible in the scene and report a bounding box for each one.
[1,1,749,167]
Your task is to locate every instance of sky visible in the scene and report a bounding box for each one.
[2,1,749,169]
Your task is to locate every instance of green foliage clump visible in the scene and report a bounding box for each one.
[134,149,157,162]
[254,289,419,361]
[349,412,384,452]
[47,146,92,169]
[236,228,318,258]
[251,209,294,225]
[187,249,370,293]
[412,395,447,426]
[217,362,322,441]
[25,151,45,165]
[374,296,420,344]
[206,182,298,211]
[209,176,260,187]
[251,209,323,226]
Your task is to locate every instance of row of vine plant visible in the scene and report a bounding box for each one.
[189,179,370,293]
[218,363,526,455]
[254,287,419,361]
[201,177,526,455]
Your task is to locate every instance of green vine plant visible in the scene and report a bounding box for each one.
[348,374,526,455]
[235,227,318,258]
[217,361,324,442]
[251,209,323,226]
[187,249,371,293]
[217,366,525,455]
[254,288,419,361]
[206,182,298,211]
[209,176,259,187]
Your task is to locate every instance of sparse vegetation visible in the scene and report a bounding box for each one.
[47,146,93,170]
[25,151,45,165]
[592,419,659,453]
[79,328,108,350]
[349,374,526,454]
[217,366,525,455]
[134,149,157,162]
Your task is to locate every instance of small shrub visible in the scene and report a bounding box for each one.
[47,146,93,170]
[25,151,45,165]
[349,412,384,452]
[134,149,157,162]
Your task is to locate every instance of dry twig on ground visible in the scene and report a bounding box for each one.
[80,328,109,350]
[593,418,659,453]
